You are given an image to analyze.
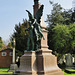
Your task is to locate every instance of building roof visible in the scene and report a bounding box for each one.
[0,48,13,52]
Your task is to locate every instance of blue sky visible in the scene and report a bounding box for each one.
[0,0,73,42]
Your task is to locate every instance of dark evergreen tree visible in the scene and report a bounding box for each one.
[12,19,29,56]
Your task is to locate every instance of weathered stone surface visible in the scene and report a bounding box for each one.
[9,64,18,73]
[36,49,64,75]
[16,51,37,75]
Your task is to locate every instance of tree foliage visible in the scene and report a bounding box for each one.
[46,1,72,26]
[47,1,75,61]
[52,24,71,53]
[48,24,75,54]
[12,19,29,56]
[46,1,64,26]
[7,42,12,49]
[71,10,75,23]
[0,37,3,50]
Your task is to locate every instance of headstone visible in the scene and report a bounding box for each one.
[65,53,73,67]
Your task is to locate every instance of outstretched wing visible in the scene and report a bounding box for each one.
[26,10,34,21]
[34,5,44,23]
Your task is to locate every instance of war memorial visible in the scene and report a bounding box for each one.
[16,0,64,75]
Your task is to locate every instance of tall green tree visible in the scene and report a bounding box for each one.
[46,1,72,26]
[12,19,29,56]
[47,1,64,50]
[46,1,64,26]
[47,1,73,51]
[46,1,74,62]
[48,24,75,60]
[50,24,75,61]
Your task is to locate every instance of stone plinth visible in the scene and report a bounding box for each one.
[9,64,18,73]
[16,51,37,75]
[16,50,64,75]
[36,49,64,75]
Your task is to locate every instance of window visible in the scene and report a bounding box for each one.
[9,52,13,56]
[2,52,7,56]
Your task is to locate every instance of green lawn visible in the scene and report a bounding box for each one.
[63,69,75,75]
[66,69,75,71]
[0,68,75,75]
[0,68,12,74]
[64,72,75,75]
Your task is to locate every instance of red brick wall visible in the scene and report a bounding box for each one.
[0,49,12,68]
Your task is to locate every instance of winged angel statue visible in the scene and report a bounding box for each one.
[25,5,45,51]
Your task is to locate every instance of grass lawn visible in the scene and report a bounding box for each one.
[64,69,75,75]
[64,72,75,75]
[62,69,75,75]
[0,68,75,75]
[66,69,75,71]
[0,68,13,74]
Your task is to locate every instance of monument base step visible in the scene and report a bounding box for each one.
[16,50,64,75]
[16,70,64,75]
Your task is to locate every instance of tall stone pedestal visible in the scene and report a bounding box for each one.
[16,50,64,75]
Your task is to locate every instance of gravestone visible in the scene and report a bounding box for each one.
[65,53,73,67]
[16,0,64,75]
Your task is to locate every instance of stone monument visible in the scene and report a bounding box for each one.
[16,0,64,75]
[9,38,18,73]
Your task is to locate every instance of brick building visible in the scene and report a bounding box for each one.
[0,48,13,68]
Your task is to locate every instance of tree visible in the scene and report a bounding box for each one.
[69,24,75,53]
[48,24,75,61]
[0,37,3,50]
[47,1,64,51]
[46,1,74,62]
[46,1,64,26]
[52,24,72,54]
[12,19,29,56]
[7,42,12,49]
[47,1,73,50]
[63,9,72,25]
